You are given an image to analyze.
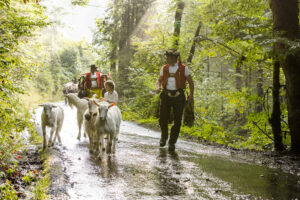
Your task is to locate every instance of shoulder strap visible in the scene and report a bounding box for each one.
[179,63,185,70]
[163,64,169,72]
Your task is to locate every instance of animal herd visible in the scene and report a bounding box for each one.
[39,93,122,159]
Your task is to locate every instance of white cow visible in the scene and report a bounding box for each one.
[40,104,64,149]
[65,93,88,140]
[94,101,122,158]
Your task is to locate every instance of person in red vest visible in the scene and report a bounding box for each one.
[84,64,103,98]
[156,49,194,151]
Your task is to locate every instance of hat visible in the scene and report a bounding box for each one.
[164,49,180,57]
[90,64,97,69]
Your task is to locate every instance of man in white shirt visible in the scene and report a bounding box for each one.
[84,64,103,98]
[156,49,194,151]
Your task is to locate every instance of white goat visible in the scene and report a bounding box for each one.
[65,93,88,140]
[94,101,122,158]
[40,104,64,149]
[83,98,99,153]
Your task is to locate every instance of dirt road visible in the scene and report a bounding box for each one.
[35,102,300,200]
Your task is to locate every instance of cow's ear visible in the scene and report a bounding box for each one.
[52,105,57,108]
[39,104,44,107]
[93,100,99,106]
[108,102,116,109]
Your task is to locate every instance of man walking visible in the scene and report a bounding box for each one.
[84,64,103,98]
[156,49,194,151]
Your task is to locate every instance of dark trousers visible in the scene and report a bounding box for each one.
[159,89,185,145]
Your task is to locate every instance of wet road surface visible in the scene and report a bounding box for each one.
[35,102,300,200]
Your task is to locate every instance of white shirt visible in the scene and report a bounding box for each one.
[104,91,118,103]
[91,73,97,88]
[159,63,190,90]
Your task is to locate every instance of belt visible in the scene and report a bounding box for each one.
[165,89,181,97]
[169,73,175,77]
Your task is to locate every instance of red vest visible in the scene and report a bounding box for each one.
[162,63,186,89]
[85,72,102,89]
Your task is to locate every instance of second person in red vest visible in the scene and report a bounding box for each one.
[156,49,194,151]
[84,64,103,98]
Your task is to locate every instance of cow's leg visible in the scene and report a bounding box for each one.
[52,127,58,146]
[52,133,57,146]
[97,133,105,159]
[106,133,112,154]
[93,132,99,153]
[87,131,93,153]
[94,131,100,154]
[112,130,119,154]
[42,125,47,149]
[77,114,83,140]
[56,127,62,144]
[92,133,96,153]
[48,128,55,147]
[101,133,105,153]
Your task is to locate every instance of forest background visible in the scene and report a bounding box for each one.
[1,0,300,197]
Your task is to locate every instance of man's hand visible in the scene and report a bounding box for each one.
[186,75,194,103]
[156,76,163,94]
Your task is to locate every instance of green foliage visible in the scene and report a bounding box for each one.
[0,1,96,199]
[60,48,80,80]
[0,180,18,200]
[32,173,50,200]
[241,112,273,150]
[22,171,37,185]
[0,0,46,168]
[35,69,55,93]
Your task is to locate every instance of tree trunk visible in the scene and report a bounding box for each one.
[117,0,153,94]
[270,60,285,151]
[118,0,131,94]
[110,45,117,73]
[183,21,201,127]
[172,0,185,48]
[235,62,242,120]
[110,0,119,74]
[255,65,263,112]
[270,0,300,154]
[187,21,201,64]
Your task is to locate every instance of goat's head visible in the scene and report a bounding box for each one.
[39,104,57,119]
[84,98,98,121]
[93,100,114,121]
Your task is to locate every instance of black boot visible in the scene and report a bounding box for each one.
[168,143,175,151]
[159,139,167,147]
